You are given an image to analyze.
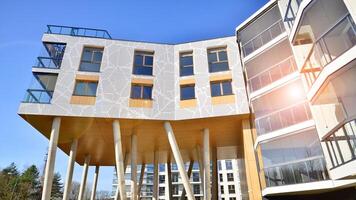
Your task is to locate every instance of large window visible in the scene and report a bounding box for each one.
[261,129,328,187]
[210,80,233,97]
[180,84,195,100]
[192,172,200,182]
[130,84,153,100]
[79,47,103,72]
[228,185,235,194]
[180,52,194,76]
[227,173,234,182]
[133,51,154,76]
[208,48,229,72]
[73,80,98,96]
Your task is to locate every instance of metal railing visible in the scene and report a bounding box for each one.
[248,56,297,93]
[263,156,328,187]
[241,20,285,57]
[323,118,356,169]
[47,25,112,39]
[34,56,62,69]
[302,14,356,88]
[255,101,312,136]
[284,0,303,28]
[23,89,53,104]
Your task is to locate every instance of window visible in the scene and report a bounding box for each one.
[193,185,200,194]
[130,84,153,99]
[228,185,235,194]
[218,160,222,171]
[180,84,195,100]
[230,198,236,200]
[192,172,200,182]
[73,80,98,96]
[208,48,229,72]
[210,80,233,97]
[159,164,165,172]
[219,174,223,182]
[172,173,179,182]
[220,186,224,194]
[180,52,194,76]
[172,164,178,170]
[133,51,154,76]
[172,185,179,195]
[227,173,234,182]
[159,175,165,184]
[79,47,103,72]
[225,160,233,170]
[159,187,165,196]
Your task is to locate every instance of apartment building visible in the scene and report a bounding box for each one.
[17,0,356,200]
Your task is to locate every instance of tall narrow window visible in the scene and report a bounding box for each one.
[73,80,98,96]
[180,84,195,100]
[208,48,229,72]
[79,47,103,72]
[130,84,153,99]
[210,80,233,97]
[220,186,224,194]
[228,185,235,194]
[180,52,194,76]
[133,51,154,76]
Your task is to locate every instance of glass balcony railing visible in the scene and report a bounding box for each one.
[302,14,356,88]
[323,118,356,169]
[34,56,62,69]
[47,25,112,39]
[248,56,297,93]
[241,20,285,57]
[23,89,53,104]
[284,0,303,28]
[255,101,312,136]
[263,156,328,187]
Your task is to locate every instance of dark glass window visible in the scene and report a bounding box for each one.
[193,185,200,194]
[228,185,235,194]
[227,173,234,181]
[180,52,194,76]
[225,160,233,170]
[219,174,223,182]
[73,81,98,96]
[220,186,224,194]
[79,47,103,72]
[159,175,165,184]
[180,84,195,100]
[130,84,153,99]
[208,48,229,72]
[210,80,233,97]
[133,51,154,76]
[192,172,199,182]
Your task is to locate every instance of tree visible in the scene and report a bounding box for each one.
[20,165,42,200]
[2,162,19,176]
[51,172,63,199]
[96,190,112,200]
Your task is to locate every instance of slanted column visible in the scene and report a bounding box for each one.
[211,147,218,200]
[164,122,195,200]
[90,166,100,200]
[180,160,194,200]
[203,128,211,200]
[115,152,129,200]
[113,120,127,200]
[131,133,138,200]
[166,157,173,200]
[41,117,61,200]
[153,152,159,200]
[196,146,204,196]
[138,163,146,199]
[78,155,91,200]
[63,139,78,200]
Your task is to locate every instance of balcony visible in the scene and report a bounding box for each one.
[241,20,285,57]
[263,156,328,187]
[248,56,297,93]
[33,56,62,69]
[23,89,53,104]
[301,14,356,88]
[22,73,58,104]
[47,25,112,39]
[284,0,303,28]
[255,101,312,136]
[323,118,356,169]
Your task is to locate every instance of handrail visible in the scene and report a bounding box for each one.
[47,25,112,39]
[34,56,62,69]
[263,155,324,170]
[248,56,295,80]
[255,100,308,121]
[23,89,53,103]
[322,118,356,141]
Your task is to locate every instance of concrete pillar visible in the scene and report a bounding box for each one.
[138,163,146,199]
[164,122,195,200]
[131,133,138,200]
[211,147,218,200]
[166,157,173,200]
[153,152,159,200]
[63,139,78,200]
[196,146,204,196]
[41,117,61,200]
[203,128,211,200]
[180,160,194,200]
[113,120,127,200]
[115,152,129,200]
[90,166,100,200]
[78,155,91,200]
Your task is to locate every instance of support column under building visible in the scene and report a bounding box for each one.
[138,163,146,199]
[78,155,91,200]
[90,166,100,200]
[164,122,195,200]
[63,139,78,200]
[166,156,173,200]
[180,160,194,200]
[41,117,61,200]
[153,151,159,200]
[211,147,218,200]
[203,128,211,200]
[131,133,138,200]
[196,145,204,196]
[113,120,127,200]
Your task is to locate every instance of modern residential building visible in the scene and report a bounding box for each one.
[17,0,356,200]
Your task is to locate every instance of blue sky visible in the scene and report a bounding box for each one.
[0,0,267,192]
